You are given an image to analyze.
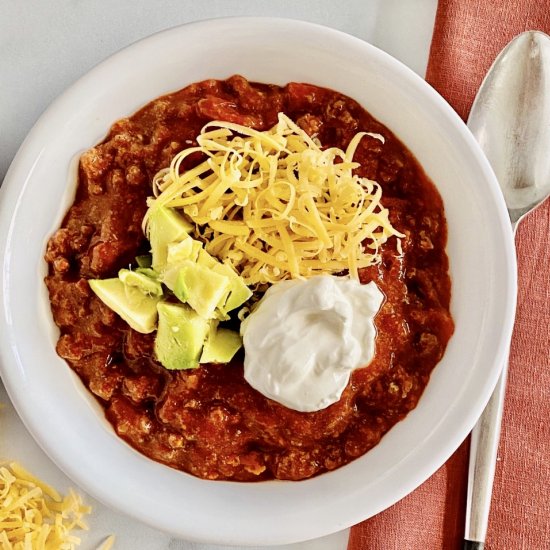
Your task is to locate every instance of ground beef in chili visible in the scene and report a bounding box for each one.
[45,75,454,481]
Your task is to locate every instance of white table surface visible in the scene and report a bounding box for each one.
[0,1,437,548]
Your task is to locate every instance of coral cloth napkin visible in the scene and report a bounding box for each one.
[348,1,550,549]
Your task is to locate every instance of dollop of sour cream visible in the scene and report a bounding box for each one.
[240,275,384,412]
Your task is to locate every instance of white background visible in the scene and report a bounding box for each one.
[0,1,437,548]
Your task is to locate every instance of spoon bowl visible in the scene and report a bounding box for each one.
[468,31,550,226]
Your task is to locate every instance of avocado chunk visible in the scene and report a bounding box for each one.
[135,254,152,268]
[166,237,202,265]
[175,262,231,319]
[118,268,163,297]
[196,248,218,269]
[161,264,181,292]
[211,263,253,312]
[89,278,160,333]
[135,267,160,279]
[199,326,242,364]
[155,302,209,370]
[173,268,190,303]
[147,206,193,271]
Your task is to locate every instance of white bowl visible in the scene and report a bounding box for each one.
[0,17,516,545]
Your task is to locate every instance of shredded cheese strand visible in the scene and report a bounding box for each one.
[0,463,91,549]
[144,113,403,284]
[96,535,116,550]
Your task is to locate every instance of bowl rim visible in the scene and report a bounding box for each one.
[0,16,517,545]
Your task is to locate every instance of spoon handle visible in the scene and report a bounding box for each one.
[463,352,509,548]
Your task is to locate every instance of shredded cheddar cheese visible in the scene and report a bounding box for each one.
[145,113,403,285]
[96,535,116,550]
[0,462,91,549]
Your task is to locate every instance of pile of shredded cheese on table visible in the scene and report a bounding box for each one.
[0,462,91,549]
[145,113,403,285]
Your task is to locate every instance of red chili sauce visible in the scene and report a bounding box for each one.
[45,76,454,481]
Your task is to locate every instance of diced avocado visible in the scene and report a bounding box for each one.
[89,278,159,333]
[147,206,193,271]
[176,262,231,319]
[161,262,187,292]
[166,237,202,266]
[200,326,242,364]
[135,267,160,279]
[155,302,209,370]
[225,279,252,312]
[173,269,190,303]
[135,254,152,268]
[212,263,252,312]
[119,269,163,297]
[197,248,218,269]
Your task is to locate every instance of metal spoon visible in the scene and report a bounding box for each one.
[464,30,550,550]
